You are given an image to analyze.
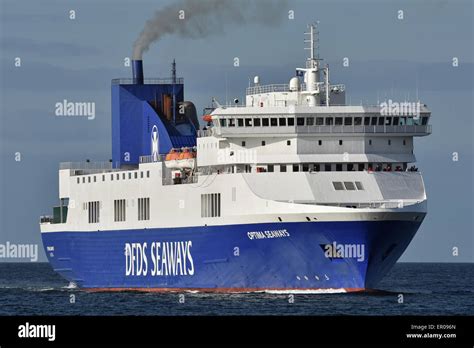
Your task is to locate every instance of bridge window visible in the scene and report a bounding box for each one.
[237,118,244,127]
[333,182,344,190]
[316,117,324,125]
[364,117,370,125]
[393,117,399,125]
[344,181,356,190]
[306,117,314,126]
[279,117,286,126]
[312,164,320,172]
[293,164,299,172]
[385,117,392,126]
[354,117,362,125]
[371,117,377,125]
[245,118,252,127]
[262,118,269,127]
[270,118,277,126]
[347,163,354,171]
[228,119,235,127]
[280,165,287,172]
[302,164,309,172]
[358,163,365,171]
[378,117,384,125]
[335,117,343,125]
[288,118,295,126]
[325,164,331,171]
[344,117,352,126]
[220,119,227,127]
[421,116,429,125]
[325,117,333,125]
[254,118,261,127]
[336,164,343,171]
[267,165,274,172]
[297,117,305,126]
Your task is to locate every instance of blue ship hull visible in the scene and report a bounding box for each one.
[41,220,421,291]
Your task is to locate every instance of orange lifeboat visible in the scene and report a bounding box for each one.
[203,114,213,123]
[176,147,196,169]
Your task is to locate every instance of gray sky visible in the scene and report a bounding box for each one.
[0,0,472,262]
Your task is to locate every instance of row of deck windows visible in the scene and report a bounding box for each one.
[244,139,406,147]
[251,163,408,173]
[76,170,150,184]
[219,115,429,128]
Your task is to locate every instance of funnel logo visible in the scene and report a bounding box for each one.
[151,125,159,161]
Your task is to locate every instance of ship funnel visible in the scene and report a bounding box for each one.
[132,60,144,85]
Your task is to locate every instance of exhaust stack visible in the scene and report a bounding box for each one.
[132,60,144,84]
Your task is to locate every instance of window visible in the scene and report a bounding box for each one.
[253,118,261,127]
[270,118,277,126]
[287,118,295,126]
[378,117,384,125]
[82,177,85,183]
[306,117,314,126]
[88,201,100,223]
[388,139,391,145]
[344,182,356,190]
[302,164,309,172]
[393,117,399,125]
[128,173,132,179]
[344,117,352,126]
[237,118,244,127]
[122,173,126,180]
[228,119,235,127]
[245,118,252,127]
[325,117,334,125]
[280,165,287,172]
[316,117,324,125]
[325,164,331,171]
[279,118,286,126]
[354,117,362,125]
[267,165,274,172]
[297,117,305,126]
[369,139,372,145]
[93,176,97,182]
[336,164,343,171]
[138,197,150,221]
[421,117,429,125]
[385,117,392,126]
[261,141,266,146]
[201,193,221,218]
[102,175,105,181]
[114,199,126,222]
[116,173,119,180]
[88,177,91,183]
[293,164,299,172]
[347,163,354,171]
[318,140,322,146]
[111,174,114,181]
[140,171,144,178]
[335,117,343,125]
[313,164,320,172]
[333,182,344,190]
[147,171,150,178]
[403,139,406,146]
[77,178,80,184]
[134,172,138,179]
[287,140,291,146]
[355,182,364,190]
[339,140,343,145]
[364,117,370,126]
[358,163,365,171]
[242,141,246,147]
[221,119,227,127]
[262,118,269,127]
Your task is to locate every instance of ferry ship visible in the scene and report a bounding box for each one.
[40,25,431,292]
